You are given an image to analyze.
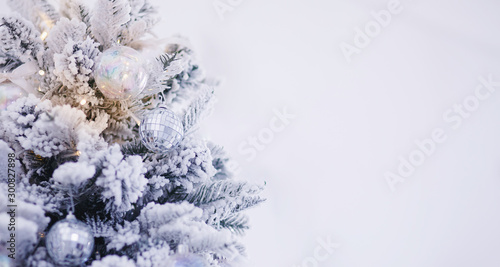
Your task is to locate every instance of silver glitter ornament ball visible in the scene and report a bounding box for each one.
[94,46,148,100]
[140,107,183,153]
[46,214,94,266]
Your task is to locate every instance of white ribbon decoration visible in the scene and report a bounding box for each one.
[0,61,39,95]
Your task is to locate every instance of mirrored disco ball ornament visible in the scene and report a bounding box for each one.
[94,46,148,100]
[0,83,26,110]
[140,107,183,153]
[46,213,94,266]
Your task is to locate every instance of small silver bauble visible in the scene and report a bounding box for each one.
[139,107,183,153]
[94,46,148,100]
[45,213,94,266]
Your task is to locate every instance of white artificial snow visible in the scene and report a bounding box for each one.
[52,161,96,187]
[53,37,100,95]
[46,18,87,54]
[107,221,140,251]
[96,145,147,213]
[91,255,136,267]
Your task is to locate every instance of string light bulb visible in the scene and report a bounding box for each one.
[40,31,48,40]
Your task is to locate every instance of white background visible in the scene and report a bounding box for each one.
[5,0,500,266]
[166,1,500,266]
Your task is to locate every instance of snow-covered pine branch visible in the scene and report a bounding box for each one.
[60,0,92,33]
[182,85,215,135]
[185,180,265,227]
[119,0,158,46]
[138,202,240,259]
[7,0,59,33]
[90,0,131,49]
[219,213,249,236]
[0,15,43,70]
[208,142,236,180]
[46,17,87,54]
[53,37,101,95]
[141,138,216,205]
[94,145,147,215]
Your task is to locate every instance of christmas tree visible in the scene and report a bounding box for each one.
[0,0,264,266]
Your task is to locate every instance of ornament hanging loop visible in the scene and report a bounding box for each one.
[67,190,76,216]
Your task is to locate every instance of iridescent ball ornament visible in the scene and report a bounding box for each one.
[0,83,26,110]
[45,213,94,266]
[94,46,148,100]
[139,107,184,153]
